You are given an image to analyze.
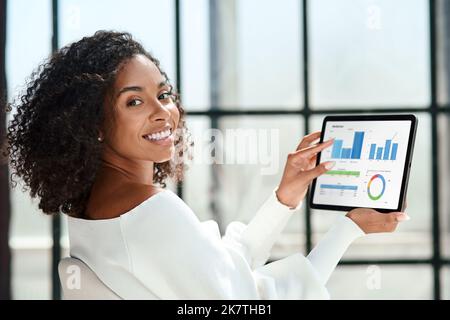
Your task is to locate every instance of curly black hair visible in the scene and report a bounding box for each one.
[3,31,192,217]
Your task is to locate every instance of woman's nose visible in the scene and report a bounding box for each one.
[149,100,171,121]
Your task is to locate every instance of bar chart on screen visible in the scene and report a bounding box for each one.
[368,132,399,161]
[329,130,400,161]
[315,120,412,209]
[330,131,365,160]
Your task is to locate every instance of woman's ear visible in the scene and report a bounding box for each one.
[97,130,104,142]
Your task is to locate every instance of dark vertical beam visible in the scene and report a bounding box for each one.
[429,0,441,300]
[302,0,313,254]
[0,0,11,301]
[51,0,61,301]
[175,0,184,199]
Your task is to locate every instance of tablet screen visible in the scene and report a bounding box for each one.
[312,119,413,210]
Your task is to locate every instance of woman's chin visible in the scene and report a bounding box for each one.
[152,150,174,164]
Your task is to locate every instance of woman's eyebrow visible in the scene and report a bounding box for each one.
[116,81,169,97]
[116,86,142,97]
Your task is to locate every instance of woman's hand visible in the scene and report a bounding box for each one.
[346,208,410,234]
[276,131,335,209]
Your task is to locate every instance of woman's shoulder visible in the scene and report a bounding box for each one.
[85,181,166,220]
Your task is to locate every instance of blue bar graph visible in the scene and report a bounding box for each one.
[383,140,392,160]
[330,131,365,160]
[341,148,352,159]
[331,140,343,158]
[351,132,365,159]
[390,143,398,160]
[376,147,383,160]
[369,139,399,161]
[369,144,376,160]
[320,184,358,191]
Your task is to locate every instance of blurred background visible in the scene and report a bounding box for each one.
[0,0,449,300]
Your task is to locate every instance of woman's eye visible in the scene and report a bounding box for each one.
[159,91,173,101]
[127,99,143,107]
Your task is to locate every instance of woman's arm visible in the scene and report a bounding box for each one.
[224,187,301,269]
[228,133,335,269]
[306,208,410,286]
[306,215,364,285]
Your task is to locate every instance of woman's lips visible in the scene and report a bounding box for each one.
[143,134,174,146]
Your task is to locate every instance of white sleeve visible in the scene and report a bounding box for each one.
[221,188,302,270]
[197,189,331,299]
[306,215,365,285]
[218,190,364,298]
[121,190,362,299]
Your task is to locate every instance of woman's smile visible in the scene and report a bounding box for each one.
[142,127,174,146]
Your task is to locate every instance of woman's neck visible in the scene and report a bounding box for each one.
[100,146,154,186]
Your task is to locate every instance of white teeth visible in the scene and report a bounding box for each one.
[144,129,171,141]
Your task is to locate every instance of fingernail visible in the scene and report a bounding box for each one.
[396,213,410,222]
[324,161,335,170]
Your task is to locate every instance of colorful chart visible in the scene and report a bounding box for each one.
[313,119,412,209]
[367,174,386,200]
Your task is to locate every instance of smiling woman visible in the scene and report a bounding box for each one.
[84,53,186,220]
[4,31,192,219]
[3,30,408,300]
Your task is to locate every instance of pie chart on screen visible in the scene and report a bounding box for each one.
[367,174,386,201]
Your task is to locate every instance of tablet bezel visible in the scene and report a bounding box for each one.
[309,114,417,213]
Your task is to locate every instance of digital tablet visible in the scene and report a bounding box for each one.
[309,114,417,213]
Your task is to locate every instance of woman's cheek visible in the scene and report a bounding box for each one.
[172,104,181,127]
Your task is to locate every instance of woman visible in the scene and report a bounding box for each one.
[4,31,409,299]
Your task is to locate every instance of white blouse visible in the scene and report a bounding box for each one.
[68,188,364,300]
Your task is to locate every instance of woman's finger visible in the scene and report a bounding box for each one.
[296,138,334,159]
[395,212,410,221]
[308,154,318,169]
[371,212,409,224]
[304,161,335,181]
[296,131,322,151]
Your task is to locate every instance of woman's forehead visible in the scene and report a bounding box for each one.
[114,54,165,90]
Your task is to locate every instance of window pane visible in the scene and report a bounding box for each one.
[438,115,450,258]
[234,0,302,109]
[327,265,433,299]
[310,113,432,259]
[59,0,176,82]
[6,0,53,300]
[183,116,213,222]
[443,266,450,300]
[206,0,302,110]
[6,0,52,98]
[181,0,210,111]
[184,116,306,257]
[309,0,430,108]
[11,249,51,300]
[436,0,450,107]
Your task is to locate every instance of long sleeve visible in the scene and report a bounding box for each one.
[306,215,365,285]
[232,188,302,269]
[69,189,364,300]
[118,189,326,299]
[218,190,365,299]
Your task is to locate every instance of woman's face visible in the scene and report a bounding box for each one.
[102,54,180,164]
